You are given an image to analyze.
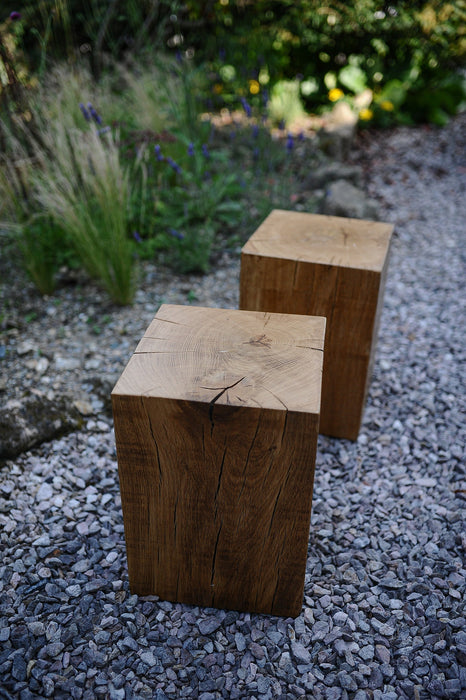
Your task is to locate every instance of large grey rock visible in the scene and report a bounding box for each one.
[318,124,355,160]
[318,102,358,160]
[321,179,379,220]
[306,162,364,189]
[0,393,83,459]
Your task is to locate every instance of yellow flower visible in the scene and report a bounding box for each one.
[328,87,344,102]
[359,108,373,121]
[212,83,223,94]
[380,100,394,111]
[249,79,260,95]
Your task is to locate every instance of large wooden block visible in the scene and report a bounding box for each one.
[112,304,326,617]
[240,210,393,440]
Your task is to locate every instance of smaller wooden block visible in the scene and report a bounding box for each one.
[240,210,393,440]
[112,305,326,617]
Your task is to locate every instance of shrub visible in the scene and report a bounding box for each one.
[32,122,137,305]
[0,110,139,304]
[183,0,466,126]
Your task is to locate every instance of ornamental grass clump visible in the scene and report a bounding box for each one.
[0,121,65,296]
[32,120,137,305]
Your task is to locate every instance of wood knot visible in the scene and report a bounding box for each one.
[245,334,272,348]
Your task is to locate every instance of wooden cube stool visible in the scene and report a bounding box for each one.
[240,210,393,440]
[112,304,326,617]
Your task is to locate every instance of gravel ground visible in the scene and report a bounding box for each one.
[0,113,465,699]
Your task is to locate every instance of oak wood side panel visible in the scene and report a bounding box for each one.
[113,392,319,617]
[240,254,384,439]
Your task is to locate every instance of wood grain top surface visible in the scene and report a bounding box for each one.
[241,209,393,270]
[112,304,326,414]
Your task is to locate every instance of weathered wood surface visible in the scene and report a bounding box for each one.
[112,304,326,616]
[240,210,393,440]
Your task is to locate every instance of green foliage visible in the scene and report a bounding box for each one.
[268,80,306,127]
[132,138,244,274]
[18,217,65,295]
[7,0,462,306]
[1,55,299,299]
[33,125,137,306]
[184,0,466,126]
[338,65,367,95]
[3,2,464,128]
[0,113,138,304]
[0,124,66,295]
[2,1,184,76]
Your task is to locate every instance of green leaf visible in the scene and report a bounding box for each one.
[378,80,407,109]
[338,65,367,94]
[427,106,450,126]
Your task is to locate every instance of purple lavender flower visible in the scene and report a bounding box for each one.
[166,157,182,174]
[240,97,252,118]
[87,102,102,125]
[9,11,21,21]
[79,103,91,122]
[278,119,286,131]
[187,142,195,156]
[298,131,305,141]
[251,124,259,139]
[286,133,294,152]
[154,144,164,161]
[169,228,184,240]
[133,231,141,242]
[201,144,210,159]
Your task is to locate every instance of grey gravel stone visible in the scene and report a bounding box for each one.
[11,653,27,682]
[338,670,358,691]
[291,641,311,664]
[198,618,222,636]
[359,645,374,661]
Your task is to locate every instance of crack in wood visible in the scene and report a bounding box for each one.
[209,445,227,596]
[262,386,288,411]
[267,484,283,537]
[201,377,245,436]
[238,417,262,501]
[134,350,197,354]
[141,396,163,490]
[214,448,227,506]
[155,317,186,326]
[282,458,296,491]
[210,522,223,591]
[292,259,300,290]
[141,336,170,340]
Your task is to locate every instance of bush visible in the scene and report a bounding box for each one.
[1,56,302,300]
[1,1,184,76]
[182,0,466,126]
